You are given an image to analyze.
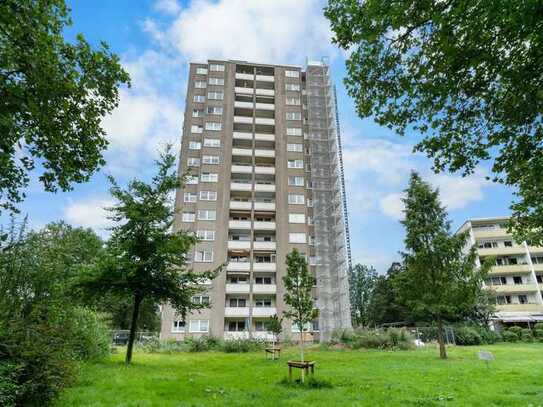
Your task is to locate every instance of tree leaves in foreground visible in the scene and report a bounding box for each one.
[395,173,489,359]
[325,0,543,244]
[348,263,378,328]
[81,146,219,364]
[0,0,130,213]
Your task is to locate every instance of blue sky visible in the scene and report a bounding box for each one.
[9,0,515,273]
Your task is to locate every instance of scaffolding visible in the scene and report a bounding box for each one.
[305,59,352,341]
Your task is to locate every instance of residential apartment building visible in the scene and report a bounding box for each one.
[458,217,543,325]
[160,59,352,342]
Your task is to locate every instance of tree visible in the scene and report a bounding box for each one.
[348,264,377,327]
[267,314,283,360]
[324,1,543,245]
[283,249,317,382]
[0,0,130,213]
[81,146,219,364]
[395,172,489,359]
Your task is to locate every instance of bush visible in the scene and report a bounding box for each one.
[0,363,20,407]
[533,329,543,339]
[507,326,523,338]
[502,330,519,342]
[222,338,266,353]
[520,328,533,342]
[454,326,482,346]
[69,308,111,361]
[476,327,501,344]
[534,323,543,330]
[347,328,413,350]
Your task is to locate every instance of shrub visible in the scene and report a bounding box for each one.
[502,330,518,342]
[222,338,265,353]
[69,308,111,361]
[534,323,543,331]
[348,329,413,350]
[533,329,543,339]
[331,328,354,345]
[476,327,501,344]
[507,326,523,338]
[520,328,533,342]
[0,362,20,407]
[454,326,482,346]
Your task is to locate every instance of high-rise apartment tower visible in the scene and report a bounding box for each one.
[160,59,352,342]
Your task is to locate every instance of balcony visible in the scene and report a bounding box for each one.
[256,103,274,110]
[252,307,277,317]
[235,73,254,80]
[255,133,275,142]
[478,247,525,257]
[253,263,276,272]
[229,220,251,229]
[254,202,275,211]
[234,116,253,124]
[253,284,277,294]
[493,284,539,293]
[231,165,253,174]
[255,184,275,192]
[489,264,531,274]
[497,304,543,312]
[228,241,251,250]
[235,86,254,94]
[253,221,275,230]
[254,166,275,175]
[252,332,275,341]
[254,149,275,158]
[230,182,252,191]
[232,148,253,156]
[234,101,254,109]
[225,307,250,317]
[255,117,275,126]
[473,228,510,239]
[226,262,250,272]
[230,201,252,210]
[224,331,250,340]
[225,284,250,294]
[255,88,274,96]
[256,74,274,82]
[233,132,253,140]
[253,241,276,251]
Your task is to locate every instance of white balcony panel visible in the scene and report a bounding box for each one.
[255,117,275,126]
[234,101,254,109]
[254,149,275,158]
[230,201,252,210]
[255,133,275,142]
[228,241,251,250]
[255,184,275,192]
[254,166,275,175]
[253,263,276,272]
[234,116,253,124]
[233,132,253,140]
[231,165,253,174]
[253,221,276,230]
[253,241,276,251]
[224,331,250,340]
[230,182,252,191]
[229,220,251,229]
[252,332,275,341]
[254,202,275,211]
[252,307,277,317]
[255,103,275,111]
[224,307,250,317]
[256,74,274,82]
[255,88,275,96]
[253,284,277,294]
[235,73,254,80]
[232,148,253,157]
[226,262,251,272]
[235,87,254,94]
[225,283,250,294]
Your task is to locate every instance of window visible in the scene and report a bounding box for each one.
[208,77,224,85]
[288,194,305,204]
[289,213,306,224]
[229,298,246,307]
[182,212,195,222]
[285,70,299,78]
[537,275,542,283]
[193,95,205,103]
[192,109,203,117]
[255,277,273,285]
[288,159,304,169]
[289,233,307,243]
[518,294,528,304]
[287,143,303,153]
[208,91,224,100]
[306,199,313,207]
[203,138,221,148]
[198,210,216,221]
[288,176,304,186]
[183,192,197,203]
[194,80,206,88]
[255,298,272,307]
[286,83,300,91]
[189,319,209,333]
[187,157,200,167]
[513,276,523,285]
[186,175,198,185]
[504,241,513,247]
[205,122,222,131]
[228,276,248,283]
[191,125,203,134]
[196,67,208,75]
[228,321,246,332]
[199,190,217,201]
[254,321,268,332]
[189,141,201,150]
[202,155,220,164]
[196,230,215,241]
[496,295,512,305]
[287,127,302,136]
[209,64,224,72]
[207,106,223,115]
[286,97,300,105]
[194,249,213,262]
[192,295,210,305]
[200,172,218,182]
[172,320,185,333]
[286,112,302,121]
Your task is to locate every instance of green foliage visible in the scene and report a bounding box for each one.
[69,308,111,361]
[80,146,220,364]
[534,323,543,330]
[332,328,414,351]
[222,339,266,353]
[325,0,543,245]
[507,326,523,337]
[267,314,283,338]
[520,329,534,342]
[0,362,20,407]
[454,327,483,346]
[278,376,334,389]
[0,0,130,213]
[502,331,519,342]
[348,264,378,327]
[533,329,543,339]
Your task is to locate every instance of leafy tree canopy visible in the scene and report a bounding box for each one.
[348,263,378,327]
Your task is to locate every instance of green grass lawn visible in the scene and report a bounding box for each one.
[55,343,543,406]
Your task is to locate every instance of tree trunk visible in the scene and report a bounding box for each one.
[125,294,143,365]
[436,318,447,359]
[299,328,305,383]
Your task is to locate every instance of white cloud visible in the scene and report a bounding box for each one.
[64,198,115,231]
[379,193,405,220]
[153,0,180,15]
[429,170,489,211]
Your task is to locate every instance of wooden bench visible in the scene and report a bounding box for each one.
[265,347,281,359]
[287,360,315,380]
